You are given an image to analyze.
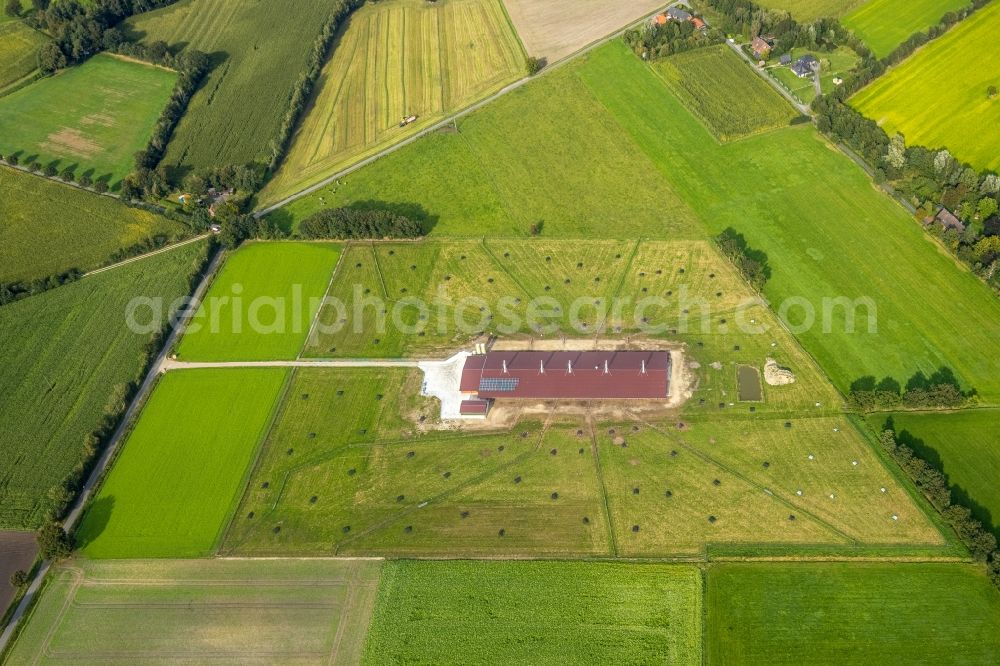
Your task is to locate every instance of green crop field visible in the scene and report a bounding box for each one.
[127,0,351,175]
[752,0,866,21]
[175,242,340,361]
[5,558,381,666]
[843,0,970,58]
[363,561,702,665]
[261,0,525,204]
[274,43,1000,406]
[850,1,1000,171]
[707,562,1000,664]
[0,54,176,188]
[0,241,207,529]
[0,21,46,91]
[76,368,288,558]
[869,409,1000,536]
[0,167,186,284]
[654,45,798,141]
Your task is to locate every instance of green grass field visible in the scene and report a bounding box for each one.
[363,561,702,665]
[0,54,176,188]
[175,242,340,361]
[0,167,186,284]
[273,42,1000,404]
[850,1,1000,171]
[869,409,1000,536]
[76,368,288,558]
[127,0,350,175]
[654,45,798,141]
[261,0,525,204]
[5,559,381,666]
[752,0,866,20]
[843,0,970,58]
[0,241,207,529]
[707,562,1000,664]
[0,21,46,91]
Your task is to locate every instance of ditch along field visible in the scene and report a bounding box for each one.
[0,167,185,284]
[174,242,341,361]
[127,0,352,175]
[260,0,525,205]
[654,45,799,142]
[277,41,1000,404]
[501,0,664,63]
[0,21,47,91]
[850,0,1000,172]
[4,558,381,666]
[223,366,943,558]
[707,562,1000,664]
[842,0,970,59]
[0,240,207,530]
[868,409,1000,538]
[76,368,289,558]
[0,54,176,188]
[365,561,701,665]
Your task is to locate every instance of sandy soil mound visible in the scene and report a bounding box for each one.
[764,358,796,386]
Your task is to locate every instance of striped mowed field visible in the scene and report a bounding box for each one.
[261,0,524,204]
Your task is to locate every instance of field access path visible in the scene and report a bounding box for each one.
[255,2,681,218]
[0,249,226,655]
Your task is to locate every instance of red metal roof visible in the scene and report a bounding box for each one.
[459,399,491,415]
[460,351,669,400]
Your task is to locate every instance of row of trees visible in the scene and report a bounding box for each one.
[0,267,82,306]
[703,0,857,56]
[300,207,424,240]
[878,428,1000,589]
[266,0,361,172]
[848,368,973,411]
[714,227,770,291]
[27,0,179,73]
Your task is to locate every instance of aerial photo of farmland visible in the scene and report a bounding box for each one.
[1,0,998,664]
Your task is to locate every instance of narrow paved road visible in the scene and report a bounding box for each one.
[0,249,226,655]
[255,2,677,219]
[84,233,211,277]
[726,40,811,115]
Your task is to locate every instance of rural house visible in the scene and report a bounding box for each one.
[935,207,965,232]
[791,54,820,77]
[665,7,692,22]
[751,36,772,58]
[780,53,792,65]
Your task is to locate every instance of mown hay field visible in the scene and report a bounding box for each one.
[869,409,1000,538]
[842,0,970,58]
[175,242,340,361]
[5,558,381,666]
[0,21,47,91]
[0,54,176,188]
[654,45,799,141]
[0,241,207,529]
[707,562,1000,664]
[0,167,185,284]
[850,1,1000,171]
[127,0,353,174]
[364,561,702,665]
[262,0,524,204]
[76,368,288,558]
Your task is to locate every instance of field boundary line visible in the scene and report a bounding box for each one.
[300,242,349,359]
[369,242,390,298]
[480,239,532,298]
[83,233,211,278]
[597,238,642,337]
[588,412,619,558]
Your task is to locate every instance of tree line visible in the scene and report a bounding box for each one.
[714,227,770,291]
[623,15,719,60]
[299,207,424,240]
[26,0,180,73]
[878,426,1000,590]
[848,367,975,411]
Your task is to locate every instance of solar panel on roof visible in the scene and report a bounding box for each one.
[480,377,519,392]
